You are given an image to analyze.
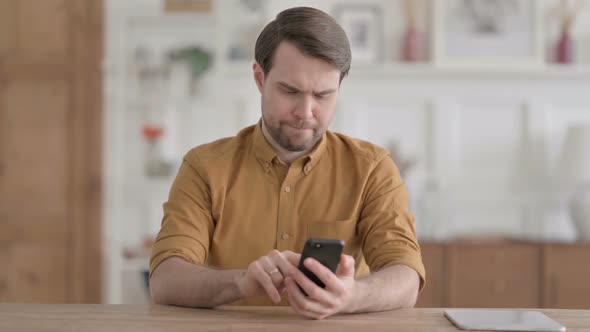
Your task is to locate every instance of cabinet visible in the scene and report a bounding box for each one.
[417,241,590,309]
[415,243,446,308]
[543,244,590,309]
[447,243,541,308]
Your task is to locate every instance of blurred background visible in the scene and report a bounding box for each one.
[1,0,590,308]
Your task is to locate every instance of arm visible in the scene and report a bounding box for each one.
[284,153,424,319]
[150,154,303,307]
[283,255,419,319]
[347,264,420,312]
[150,250,302,308]
[150,256,244,308]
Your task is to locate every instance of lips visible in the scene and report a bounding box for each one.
[287,123,314,130]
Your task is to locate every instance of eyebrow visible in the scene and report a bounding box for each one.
[277,81,336,95]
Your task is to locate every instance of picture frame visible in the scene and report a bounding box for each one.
[333,4,383,64]
[433,0,543,68]
[163,0,213,13]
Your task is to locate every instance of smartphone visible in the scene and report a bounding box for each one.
[298,238,345,289]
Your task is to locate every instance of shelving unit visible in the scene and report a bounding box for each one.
[104,0,590,304]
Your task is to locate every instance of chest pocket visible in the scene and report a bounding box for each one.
[306,219,357,255]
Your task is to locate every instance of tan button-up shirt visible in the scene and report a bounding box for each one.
[150,121,425,305]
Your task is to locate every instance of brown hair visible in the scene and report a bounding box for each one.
[254,7,351,82]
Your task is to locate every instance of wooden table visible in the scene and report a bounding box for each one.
[1,304,589,331]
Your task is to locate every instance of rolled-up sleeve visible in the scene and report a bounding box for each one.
[149,152,215,277]
[358,154,426,289]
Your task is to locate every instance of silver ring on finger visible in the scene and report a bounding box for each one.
[267,268,283,284]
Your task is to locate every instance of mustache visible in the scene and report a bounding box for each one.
[284,120,315,130]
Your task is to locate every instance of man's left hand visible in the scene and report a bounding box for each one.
[284,254,356,320]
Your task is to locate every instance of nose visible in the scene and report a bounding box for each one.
[293,94,314,120]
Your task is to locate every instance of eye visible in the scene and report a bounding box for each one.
[314,93,328,100]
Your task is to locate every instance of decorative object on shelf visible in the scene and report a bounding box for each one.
[142,123,174,178]
[167,46,212,93]
[400,0,427,62]
[168,46,212,79]
[556,26,574,64]
[128,12,216,96]
[132,44,212,97]
[225,0,266,63]
[227,24,264,62]
[239,0,265,13]
[333,4,383,64]
[164,0,213,13]
[559,123,590,241]
[433,0,543,68]
[551,0,587,64]
[133,46,168,96]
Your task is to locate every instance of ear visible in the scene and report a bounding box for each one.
[253,62,265,93]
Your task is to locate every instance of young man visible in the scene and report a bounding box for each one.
[149,7,425,320]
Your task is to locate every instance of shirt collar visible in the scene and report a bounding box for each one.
[252,119,328,173]
[304,131,327,173]
[252,119,278,164]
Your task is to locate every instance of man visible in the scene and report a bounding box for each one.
[149,7,425,320]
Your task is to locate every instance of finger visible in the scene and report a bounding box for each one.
[288,260,334,301]
[260,255,284,286]
[335,255,355,277]
[268,250,298,276]
[278,284,286,293]
[303,258,342,293]
[285,277,328,320]
[251,262,281,303]
[286,283,311,318]
[335,255,346,275]
[285,281,318,319]
[268,269,284,286]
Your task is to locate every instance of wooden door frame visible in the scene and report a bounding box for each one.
[0,0,103,303]
[69,0,103,303]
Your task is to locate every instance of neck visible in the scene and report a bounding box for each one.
[261,121,311,165]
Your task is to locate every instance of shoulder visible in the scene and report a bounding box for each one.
[325,131,390,164]
[325,131,403,189]
[183,125,255,170]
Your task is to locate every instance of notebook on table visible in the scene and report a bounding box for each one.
[444,309,566,332]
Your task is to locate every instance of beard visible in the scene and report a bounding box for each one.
[261,113,323,152]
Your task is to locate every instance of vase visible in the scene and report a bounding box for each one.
[556,27,574,64]
[145,139,172,178]
[401,26,423,62]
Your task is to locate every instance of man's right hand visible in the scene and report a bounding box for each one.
[236,250,301,303]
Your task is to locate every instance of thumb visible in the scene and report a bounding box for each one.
[336,255,355,277]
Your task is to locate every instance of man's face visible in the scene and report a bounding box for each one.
[254,42,341,152]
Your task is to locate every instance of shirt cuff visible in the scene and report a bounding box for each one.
[149,235,207,277]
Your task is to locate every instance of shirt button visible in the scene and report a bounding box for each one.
[281,233,289,240]
[284,185,291,193]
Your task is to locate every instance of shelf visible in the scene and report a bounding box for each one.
[349,63,590,80]
[127,14,217,28]
[216,61,590,80]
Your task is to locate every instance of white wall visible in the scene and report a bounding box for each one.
[103,0,590,303]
